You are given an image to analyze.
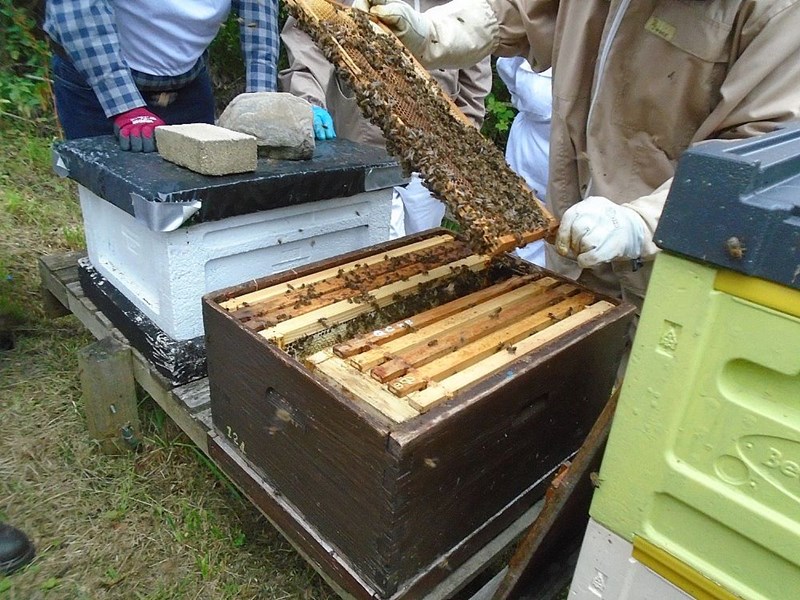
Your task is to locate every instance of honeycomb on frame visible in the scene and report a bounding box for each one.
[286,0,557,256]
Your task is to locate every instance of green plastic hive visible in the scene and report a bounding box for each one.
[592,250,800,600]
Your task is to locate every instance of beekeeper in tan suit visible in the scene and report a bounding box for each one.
[279,2,491,236]
[355,0,800,308]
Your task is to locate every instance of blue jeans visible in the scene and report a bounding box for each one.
[51,55,216,140]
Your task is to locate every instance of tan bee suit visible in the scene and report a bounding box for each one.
[487,0,800,305]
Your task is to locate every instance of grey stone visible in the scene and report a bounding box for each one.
[218,92,315,160]
[155,124,257,176]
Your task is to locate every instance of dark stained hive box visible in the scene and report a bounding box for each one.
[203,231,635,597]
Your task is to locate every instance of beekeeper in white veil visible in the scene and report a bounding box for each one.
[496,58,552,266]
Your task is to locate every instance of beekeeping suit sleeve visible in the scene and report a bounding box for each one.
[355,0,499,69]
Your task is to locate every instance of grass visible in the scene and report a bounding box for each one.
[0,125,335,599]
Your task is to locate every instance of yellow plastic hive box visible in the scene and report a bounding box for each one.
[590,127,800,600]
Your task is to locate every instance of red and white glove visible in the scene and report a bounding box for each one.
[112,107,165,153]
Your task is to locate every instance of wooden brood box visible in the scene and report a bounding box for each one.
[203,231,635,598]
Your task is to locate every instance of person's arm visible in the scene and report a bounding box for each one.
[354,0,498,69]
[233,0,280,92]
[511,65,552,118]
[559,3,800,269]
[494,56,524,99]
[278,17,331,108]
[555,187,665,269]
[44,0,144,117]
[452,56,492,128]
[354,0,555,70]
[278,16,337,139]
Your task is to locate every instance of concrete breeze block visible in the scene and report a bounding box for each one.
[155,123,257,176]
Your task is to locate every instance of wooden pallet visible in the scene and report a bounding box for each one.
[39,252,212,452]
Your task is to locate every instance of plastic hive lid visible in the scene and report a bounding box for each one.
[656,124,800,289]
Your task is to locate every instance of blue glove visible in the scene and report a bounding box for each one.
[312,105,336,140]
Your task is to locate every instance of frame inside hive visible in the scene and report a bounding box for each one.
[219,233,615,422]
[285,0,558,256]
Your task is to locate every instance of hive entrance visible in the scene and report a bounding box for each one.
[220,234,614,422]
[286,0,557,256]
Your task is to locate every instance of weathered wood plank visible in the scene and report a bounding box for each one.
[333,274,542,358]
[351,278,561,373]
[410,293,594,382]
[310,349,419,422]
[490,384,621,600]
[40,253,212,453]
[208,433,380,600]
[493,226,553,257]
[387,292,595,396]
[77,337,140,454]
[372,284,578,383]
[422,498,545,600]
[38,252,84,313]
[40,286,71,318]
[66,281,114,340]
[235,239,471,326]
[173,377,211,414]
[129,347,209,454]
[39,251,87,273]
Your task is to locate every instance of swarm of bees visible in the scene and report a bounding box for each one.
[288,0,553,255]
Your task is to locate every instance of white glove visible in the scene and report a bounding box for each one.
[367,0,432,58]
[353,0,499,70]
[555,196,648,269]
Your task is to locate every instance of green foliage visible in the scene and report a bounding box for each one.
[40,577,60,590]
[208,16,247,113]
[0,0,54,134]
[208,8,290,114]
[481,58,517,151]
[484,94,516,136]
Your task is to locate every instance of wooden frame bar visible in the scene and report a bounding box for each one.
[350,277,560,372]
[406,301,616,412]
[258,254,488,347]
[221,234,455,311]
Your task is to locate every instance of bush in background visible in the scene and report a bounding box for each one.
[1,0,55,135]
[481,58,516,151]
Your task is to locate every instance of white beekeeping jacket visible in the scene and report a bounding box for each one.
[496,57,552,266]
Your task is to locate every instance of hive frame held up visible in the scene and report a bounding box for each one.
[286,0,558,257]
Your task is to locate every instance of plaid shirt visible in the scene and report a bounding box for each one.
[45,0,279,118]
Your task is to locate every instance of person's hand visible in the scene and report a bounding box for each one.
[311,105,336,140]
[112,107,165,152]
[555,196,648,268]
[354,0,431,58]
